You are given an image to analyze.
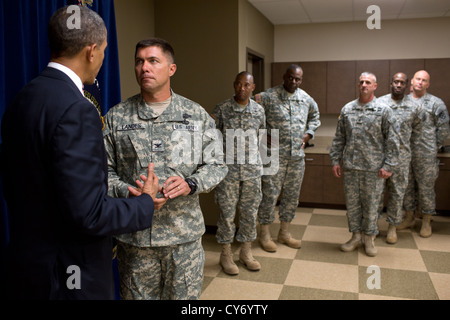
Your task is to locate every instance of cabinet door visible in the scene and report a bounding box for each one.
[298,62,327,114]
[436,157,450,212]
[425,58,450,113]
[326,61,356,114]
[299,154,324,203]
[323,156,346,205]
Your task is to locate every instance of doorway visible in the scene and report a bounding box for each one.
[247,48,264,94]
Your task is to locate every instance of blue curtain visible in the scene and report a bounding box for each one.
[0,0,122,299]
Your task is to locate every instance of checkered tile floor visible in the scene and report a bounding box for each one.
[200,207,450,300]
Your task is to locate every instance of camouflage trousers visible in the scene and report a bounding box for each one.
[403,164,418,212]
[214,176,262,244]
[404,157,439,215]
[344,169,384,235]
[379,159,410,225]
[257,157,305,225]
[116,238,204,300]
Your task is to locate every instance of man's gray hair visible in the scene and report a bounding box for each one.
[48,5,106,58]
[360,72,377,83]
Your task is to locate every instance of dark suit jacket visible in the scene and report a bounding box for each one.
[1,67,155,299]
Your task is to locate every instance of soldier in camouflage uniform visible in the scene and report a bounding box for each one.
[330,72,400,257]
[213,71,266,275]
[103,38,227,299]
[255,64,321,252]
[400,70,450,237]
[377,73,422,244]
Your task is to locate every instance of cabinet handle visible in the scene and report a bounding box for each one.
[306,158,315,161]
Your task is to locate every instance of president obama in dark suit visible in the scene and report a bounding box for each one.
[0,6,163,300]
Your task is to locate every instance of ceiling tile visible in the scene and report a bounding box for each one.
[399,0,450,19]
[249,0,450,25]
[301,0,354,23]
[353,0,406,21]
[249,0,310,24]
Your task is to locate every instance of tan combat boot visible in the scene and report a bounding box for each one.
[396,210,415,230]
[362,233,377,257]
[278,221,301,249]
[220,244,239,275]
[386,224,398,244]
[420,214,432,238]
[239,242,261,271]
[259,224,277,252]
[340,232,362,252]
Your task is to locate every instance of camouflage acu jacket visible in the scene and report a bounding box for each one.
[330,97,400,173]
[213,97,266,181]
[255,84,321,159]
[103,92,227,247]
[409,93,450,158]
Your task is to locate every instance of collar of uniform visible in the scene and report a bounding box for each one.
[137,91,184,122]
[280,85,301,101]
[355,97,378,110]
[231,98,252,113]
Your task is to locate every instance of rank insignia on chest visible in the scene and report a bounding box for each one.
[182,113,192,125]
[152,139,164,152]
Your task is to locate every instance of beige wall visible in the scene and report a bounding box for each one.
[154,0,239,113]
[275,17,450,62]
[114,0,155,101]
[239,0,274,90]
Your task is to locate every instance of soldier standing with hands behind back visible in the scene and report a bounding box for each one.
[377,72,422,244]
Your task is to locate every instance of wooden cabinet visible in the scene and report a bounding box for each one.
[299,154,325,203]
[436,156,450,212]
[299,153,346,206]
[299,153,449,213]
[326,61,356,114]
[322,155,346,205]
[298,61,327,114]
[425,58,450,112]
[272,58,450,115]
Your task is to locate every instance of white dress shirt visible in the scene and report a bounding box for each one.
[47,62,84,96]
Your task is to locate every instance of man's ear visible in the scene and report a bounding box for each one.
[86,44,97,62]
[169,63,177,77]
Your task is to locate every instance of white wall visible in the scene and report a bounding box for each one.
[274,17,450,62]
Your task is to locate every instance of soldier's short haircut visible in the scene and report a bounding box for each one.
[360,72,377,83]
[48,5,106,58]
[286,64,303,74]
[135,38,176,64]
[235,71,254,82]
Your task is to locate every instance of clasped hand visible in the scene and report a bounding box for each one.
[127,163,191,210]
